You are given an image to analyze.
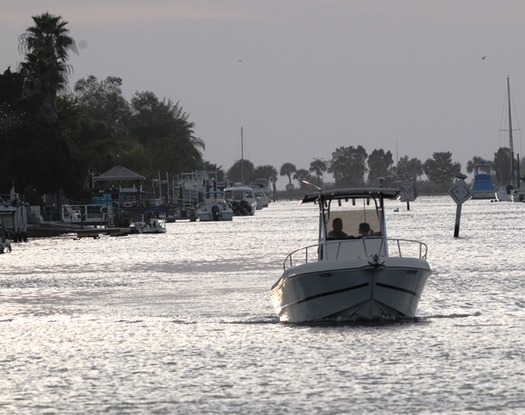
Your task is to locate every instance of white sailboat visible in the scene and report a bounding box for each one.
[495,77,523,202]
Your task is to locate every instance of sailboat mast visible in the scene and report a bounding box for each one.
[507,76,515,187]
[241,126,244,185]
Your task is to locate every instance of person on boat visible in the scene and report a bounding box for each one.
[358,222,372,237]
[328,218,348,238]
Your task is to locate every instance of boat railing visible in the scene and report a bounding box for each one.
[283,238,428,271]
[61,204,110,224]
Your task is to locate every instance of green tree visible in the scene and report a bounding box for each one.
[253,165,277,183]
[367,149,394,186]
[69,76,131,177]
[227,159,255,185]
[74,75,131,131]
[121,143,149,175]
[328,145,368,187]
[423,152,461,186]
[1,120,80,195]
[0,13,82,194]
[129,91,178,144]
[466,156,492,174]
[309,158,327,187]
[394,156,424,183]
[203,161,226,183]
[18,12,78,121]
[0,67,26,130]
[293,168,313,189]
[128,90,204,177]
[493,147,512,185]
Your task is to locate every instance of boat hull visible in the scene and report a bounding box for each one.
[471,171,496,200]
[270,257,431,323]
[196,204,234,221]
[129,219,166,234]
[471,191,496,200]
[230,200,257,216]
[197,212,233,221]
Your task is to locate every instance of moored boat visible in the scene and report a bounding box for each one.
[224,186,258,216]
[129,217,166,234]
[471,164,496,200]
[270,187,432,323]
[250,185,269,210]
[61,204,111,225]
[196,191,233,221]
[0,238,12,253]
[495,77,524,202]
[0,201,16,252]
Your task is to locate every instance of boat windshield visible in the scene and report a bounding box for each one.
[325,198,381,239]
[204,191,225,199]
[225,189,253,200]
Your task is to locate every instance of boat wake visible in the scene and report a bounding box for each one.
[418,311,481,320]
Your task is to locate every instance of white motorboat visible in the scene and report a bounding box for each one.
[224,186,258,216]
[270,188,432,323]
[250,185,270,210]
[196,191,234,221]
[61,204,111,225]
[0,238,12,253]
[495,185,516,202]
[1,189,28,242]
[130,217,166,234]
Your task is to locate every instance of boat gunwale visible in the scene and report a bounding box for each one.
[283,237,429,271]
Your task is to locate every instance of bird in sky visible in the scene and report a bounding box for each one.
[482,56,487,60]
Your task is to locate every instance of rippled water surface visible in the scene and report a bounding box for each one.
[2,196,525,414]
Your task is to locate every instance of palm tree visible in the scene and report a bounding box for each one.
[280,162,296,186]
[18,12,78,120]
[309,158,327,187]
[280,162,296,200]
[293,169,312,190]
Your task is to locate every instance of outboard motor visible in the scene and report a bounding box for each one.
[240,200,250,215]
[231,201,240,215]
[211,205,220,220]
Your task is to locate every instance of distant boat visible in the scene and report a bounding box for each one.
[0,212,12,253]
[224,186,258,216]
[61,204,110,225]
[249,184,269,210]
[196,191,234,221]
[129,217,166,234]
[471,164,496,200]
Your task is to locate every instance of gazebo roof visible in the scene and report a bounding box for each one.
[94,165,145,182]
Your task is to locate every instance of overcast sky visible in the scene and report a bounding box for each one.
[3,0,525,182]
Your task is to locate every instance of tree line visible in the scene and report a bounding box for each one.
[229,149,519,194]
[0,13,517,204]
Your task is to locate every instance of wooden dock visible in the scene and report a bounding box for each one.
[27,223,130,239]
[75,228,130,239]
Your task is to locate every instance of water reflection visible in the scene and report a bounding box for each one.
[1,197,525,413]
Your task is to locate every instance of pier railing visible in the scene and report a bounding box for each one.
[282,238,428,271]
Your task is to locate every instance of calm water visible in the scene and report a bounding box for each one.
[1,196,525,414]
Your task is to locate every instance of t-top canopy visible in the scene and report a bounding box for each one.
[301,188,400,204]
